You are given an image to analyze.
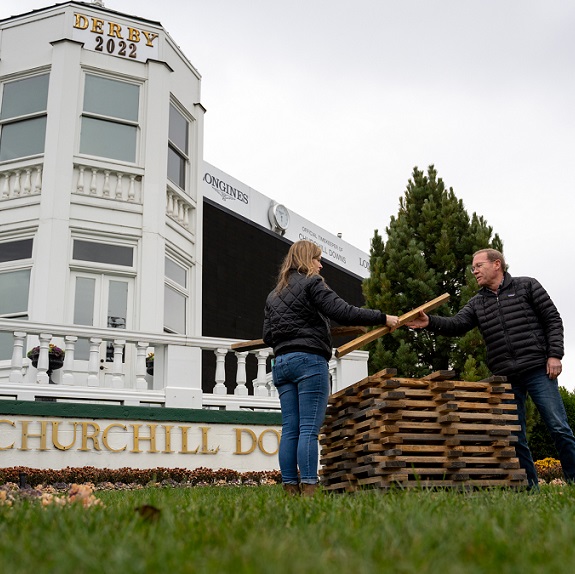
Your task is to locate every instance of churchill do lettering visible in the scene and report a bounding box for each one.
[0,419,279,457]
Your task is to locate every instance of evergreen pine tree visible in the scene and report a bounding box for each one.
[363,165,503,379]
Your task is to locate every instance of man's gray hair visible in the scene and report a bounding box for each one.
[473,248,506,271]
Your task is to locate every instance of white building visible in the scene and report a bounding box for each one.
[0,1,372,471]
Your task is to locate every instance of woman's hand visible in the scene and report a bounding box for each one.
[386,315,400,332]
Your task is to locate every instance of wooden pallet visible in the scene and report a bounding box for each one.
[320,369,527,492]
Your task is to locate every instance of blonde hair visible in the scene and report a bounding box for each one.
[274,240,322,292]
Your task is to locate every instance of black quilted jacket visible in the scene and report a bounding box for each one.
[263,272,386,361]
[427,273,564,376]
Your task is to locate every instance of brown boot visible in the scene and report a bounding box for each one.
[300,483,318,497]
[282,483,300,496]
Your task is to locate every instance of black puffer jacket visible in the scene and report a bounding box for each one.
[263,272,386,361]
[427,273,563,376]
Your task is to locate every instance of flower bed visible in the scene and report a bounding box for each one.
[0,466,281,489]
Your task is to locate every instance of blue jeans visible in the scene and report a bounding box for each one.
[511,367,575,487]
[273,352,330,485]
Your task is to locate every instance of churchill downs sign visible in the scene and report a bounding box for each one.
[0,415,281,472]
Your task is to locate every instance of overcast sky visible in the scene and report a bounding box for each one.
[3,1,575,388]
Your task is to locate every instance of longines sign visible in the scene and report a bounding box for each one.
[202,162,371,278]
[0,416,281,472]
[203,171,249,205]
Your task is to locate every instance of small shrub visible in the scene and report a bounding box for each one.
[534,458,563,483]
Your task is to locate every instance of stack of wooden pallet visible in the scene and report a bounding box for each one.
[319,368,527,491]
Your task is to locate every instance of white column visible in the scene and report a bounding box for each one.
[164,345,203,409]
[331,350,369,393]
[138,60,171,334]
[30,39,82,323]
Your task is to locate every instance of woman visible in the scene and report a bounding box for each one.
[263,240,399,495]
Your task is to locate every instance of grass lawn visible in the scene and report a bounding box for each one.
[1,484,575,574]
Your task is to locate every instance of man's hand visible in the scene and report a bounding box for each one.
[406,310,430,329]
[386,315,400,332]
[547,357,562,380]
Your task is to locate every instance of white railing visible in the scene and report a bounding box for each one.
[166,182,194,231]
[0,319,277,411]
[0,162,43,200]
[73,162,143,203]
[0,319,368,412]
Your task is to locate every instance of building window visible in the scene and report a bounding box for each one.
[69,236,135,361]
[164,255,188,334]
[167,103,189,190]
[0,238,33,263]
[0,74,49,162]
[73,239,133,267]
[0,237,33,359]
[80,74,140,163]
[0,268,31,360]
[0,269,30,317]
[71,273,133,361]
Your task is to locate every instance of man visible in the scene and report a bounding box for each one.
[407,248,575,487]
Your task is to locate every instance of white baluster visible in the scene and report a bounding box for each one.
[89,168,98,194]
[61,336,77,386]
[254,350,270,396]
[35,333,52,385]
[102,171,111,197]
[115,173,124,200]
[214,348,227,394]
[77,166,85,193]
[128,175,136,201]
[183,204,190,228]
[268,371,277,397]
[23,169,31,194]
[111,339,125,388]
[13,170,21,196]
[166,191,174,216]
[234,351,248,396]
[87,338,102,386]
[9,331,26,383]
[172,197,180,220]
[2,173,10,198]
[136,341,148,390]
[34,166,42,194]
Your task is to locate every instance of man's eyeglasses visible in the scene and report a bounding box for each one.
[471,260,498,272]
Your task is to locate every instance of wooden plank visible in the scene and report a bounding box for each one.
[335,293,450,358]
[230,325,368,352]
[229,338,267,352]
[423,370,456,381]
[330,326,368,337]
